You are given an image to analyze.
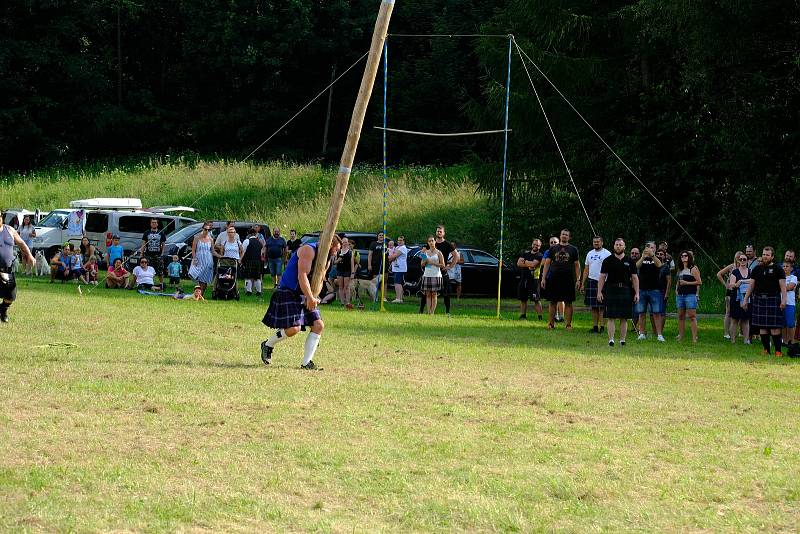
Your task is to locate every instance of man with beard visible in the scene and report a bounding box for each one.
[541,229,580,330]
[597,238,639,347]
[742,246,788,356]
[517,238,544,320]
[581,236,611,333]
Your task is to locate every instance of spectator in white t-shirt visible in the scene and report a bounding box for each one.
[581,236,611,333]
[388,235,409,303]
[133,257,157,289]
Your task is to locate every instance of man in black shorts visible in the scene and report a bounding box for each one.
[0,214,34,323]
[517,238,543,320]
[541,229,580,329]
[597,238,640,347]
[139,218,165,289]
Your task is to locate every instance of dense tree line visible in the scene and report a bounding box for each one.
[2,1,798,255]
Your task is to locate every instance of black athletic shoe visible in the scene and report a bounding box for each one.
[608,340,615,347]
[592,326,599,333]
[256,292,262,297]
[246,291,252,296]
[301,361,322,371]
[260,341,273,365]
[519,314,527,320]
[0,308,8,323]
[620,340,626,347]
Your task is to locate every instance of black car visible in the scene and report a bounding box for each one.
[301,231,390,278]
[160,221,271,276]
[405,245,518,297]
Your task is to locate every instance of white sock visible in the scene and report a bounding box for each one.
[266,329,289,348]
[303,332,321,366]
[255,279,262,293]
[245,280,252,292]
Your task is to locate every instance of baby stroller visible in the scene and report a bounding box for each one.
[212,257,240,300]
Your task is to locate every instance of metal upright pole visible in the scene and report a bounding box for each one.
[380,40,389,311]
[496,35,513,319]
[311,0,396,295]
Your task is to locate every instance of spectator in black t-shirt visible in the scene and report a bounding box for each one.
[597,238,639,347]
[286,229,302,259]
[540,229,580,329]
[368,231,387,302]
[139,218,165,289]
[742,246,788,356]
[635,242,666,342]
[517,238,544,320]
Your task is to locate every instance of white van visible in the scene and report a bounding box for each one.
[30,198,196,260]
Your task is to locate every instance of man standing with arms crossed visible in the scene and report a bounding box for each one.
[597,238,640,347]
[517,238,544,320]
[0,214,35,323]
[581,236,611,333]
[541,229,580,330]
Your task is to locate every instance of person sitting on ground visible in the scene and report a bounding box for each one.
[132,257,157,290]
[167,255,182,289]
[106,258,131,289]
[84,255,99,285]
[50,244,72,283]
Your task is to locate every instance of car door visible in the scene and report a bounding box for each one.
[462,249,501,296]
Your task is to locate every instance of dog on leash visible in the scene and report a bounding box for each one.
[349,277,379,307]
[34,251,49,277]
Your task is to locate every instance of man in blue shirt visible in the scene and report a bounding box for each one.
[265,228,287,287]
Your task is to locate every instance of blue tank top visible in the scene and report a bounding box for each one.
[280,242,317,292]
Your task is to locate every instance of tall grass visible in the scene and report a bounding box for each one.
[0,159,497,247]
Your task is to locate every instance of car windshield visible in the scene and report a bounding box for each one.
[166,223,202,243]
[38,211,69,228]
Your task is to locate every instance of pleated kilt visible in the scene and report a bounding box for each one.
[263,287,321,329]
[241,259,264,279]
[603,285,633,319]
[751,293,784,328]
[421,276,443,292]
[583,278,600,308]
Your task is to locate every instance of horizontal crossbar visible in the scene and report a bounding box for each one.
[374,126,511,137]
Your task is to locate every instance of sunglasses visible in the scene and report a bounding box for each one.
[681,254,689,258]
[739,258,748,261]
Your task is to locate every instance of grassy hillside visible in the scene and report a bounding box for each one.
[0,159,497,248]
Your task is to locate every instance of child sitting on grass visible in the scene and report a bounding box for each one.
[84,255,99,285]
[167,255,182,288]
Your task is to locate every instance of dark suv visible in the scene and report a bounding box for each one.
[405,245,517,297]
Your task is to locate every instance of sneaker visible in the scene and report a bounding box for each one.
[260,341,273,365]
[246,291,252,296]
[301,361,322,371]
[345,303,354,310]
[391,299,403,304]
[555,316,564,323]
[657,335,665,342]
[592,326,599,333]
[723,334,731,340]
[537,315,543,320]
[637,333,647,341]
[620,340,626,346]
[547,323,555,330]
[608,340,615,347]
[776,351,783,357]
[0,308,8,323]
[519,314,527,320]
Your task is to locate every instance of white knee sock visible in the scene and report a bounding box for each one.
[245,280,252,292]
[255,279,262,293]
[303,332,321,365]
[266,329,289,348]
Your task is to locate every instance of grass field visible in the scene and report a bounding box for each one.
[2,279,799,532]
